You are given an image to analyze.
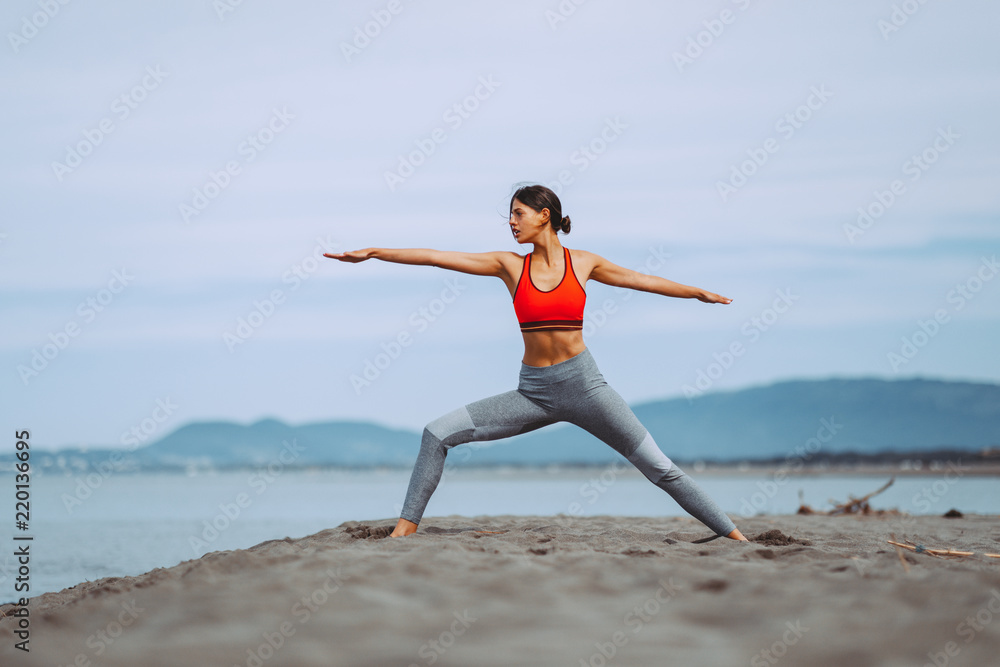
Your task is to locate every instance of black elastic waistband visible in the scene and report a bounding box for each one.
[519,319,584,332]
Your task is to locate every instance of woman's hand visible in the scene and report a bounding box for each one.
[697,290,732,304]
[323,248,374,263]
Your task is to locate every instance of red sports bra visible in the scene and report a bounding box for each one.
[512,246,587,332]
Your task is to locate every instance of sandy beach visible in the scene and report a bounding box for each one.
[2,512,999,666]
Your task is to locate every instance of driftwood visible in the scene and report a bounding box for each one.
[887,538,1000,561]
[797,477,898,515]
[888,532,911,572]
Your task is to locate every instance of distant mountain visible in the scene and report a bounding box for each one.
[631,376,1000,460]
[132,418,417,467]
[10,377,1000,474]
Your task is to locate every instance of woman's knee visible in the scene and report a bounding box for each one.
[424,405,476,448]
[625,431,677,484]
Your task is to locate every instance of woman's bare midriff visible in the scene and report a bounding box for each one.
[521,329,587,367]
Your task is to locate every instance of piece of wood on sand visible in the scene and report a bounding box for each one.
[797,476,897,515]
[888,532,911,572]
[886,539,1000,561]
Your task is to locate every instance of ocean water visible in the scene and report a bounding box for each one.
[2,467,997,603]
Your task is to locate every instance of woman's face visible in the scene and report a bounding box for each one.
[508,198,549,244]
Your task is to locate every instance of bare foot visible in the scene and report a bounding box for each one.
[727,527,750,541]
[389,518,418,537]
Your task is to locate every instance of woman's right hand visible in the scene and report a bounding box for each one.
[324,248,374,263]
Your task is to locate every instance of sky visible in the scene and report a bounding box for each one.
[2,0,999,450]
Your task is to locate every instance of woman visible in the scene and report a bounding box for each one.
[325,184,748,542]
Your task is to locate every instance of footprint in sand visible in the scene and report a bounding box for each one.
[752,529,812,547]
[344,524,394,540]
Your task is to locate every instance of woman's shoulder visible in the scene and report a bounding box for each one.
[566,246,600,268]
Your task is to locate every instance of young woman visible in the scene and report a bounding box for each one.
[325,184,748,541]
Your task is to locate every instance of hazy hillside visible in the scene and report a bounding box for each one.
[13,377,1000,473]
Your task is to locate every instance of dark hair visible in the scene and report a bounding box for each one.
[509,184,571,235]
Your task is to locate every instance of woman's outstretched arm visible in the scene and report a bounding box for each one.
[324,247,431,264]
[324,248,509,277]
[582,249,732,304]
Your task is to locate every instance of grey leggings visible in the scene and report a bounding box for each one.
[399,347,737,537]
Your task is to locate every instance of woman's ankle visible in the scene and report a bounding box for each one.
[390,517,418,537]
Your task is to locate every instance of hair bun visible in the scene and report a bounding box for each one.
[560,215,572,234]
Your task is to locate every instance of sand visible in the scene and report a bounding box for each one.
[2,513,999,666]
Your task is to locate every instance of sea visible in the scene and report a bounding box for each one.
[2,466,997,603]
